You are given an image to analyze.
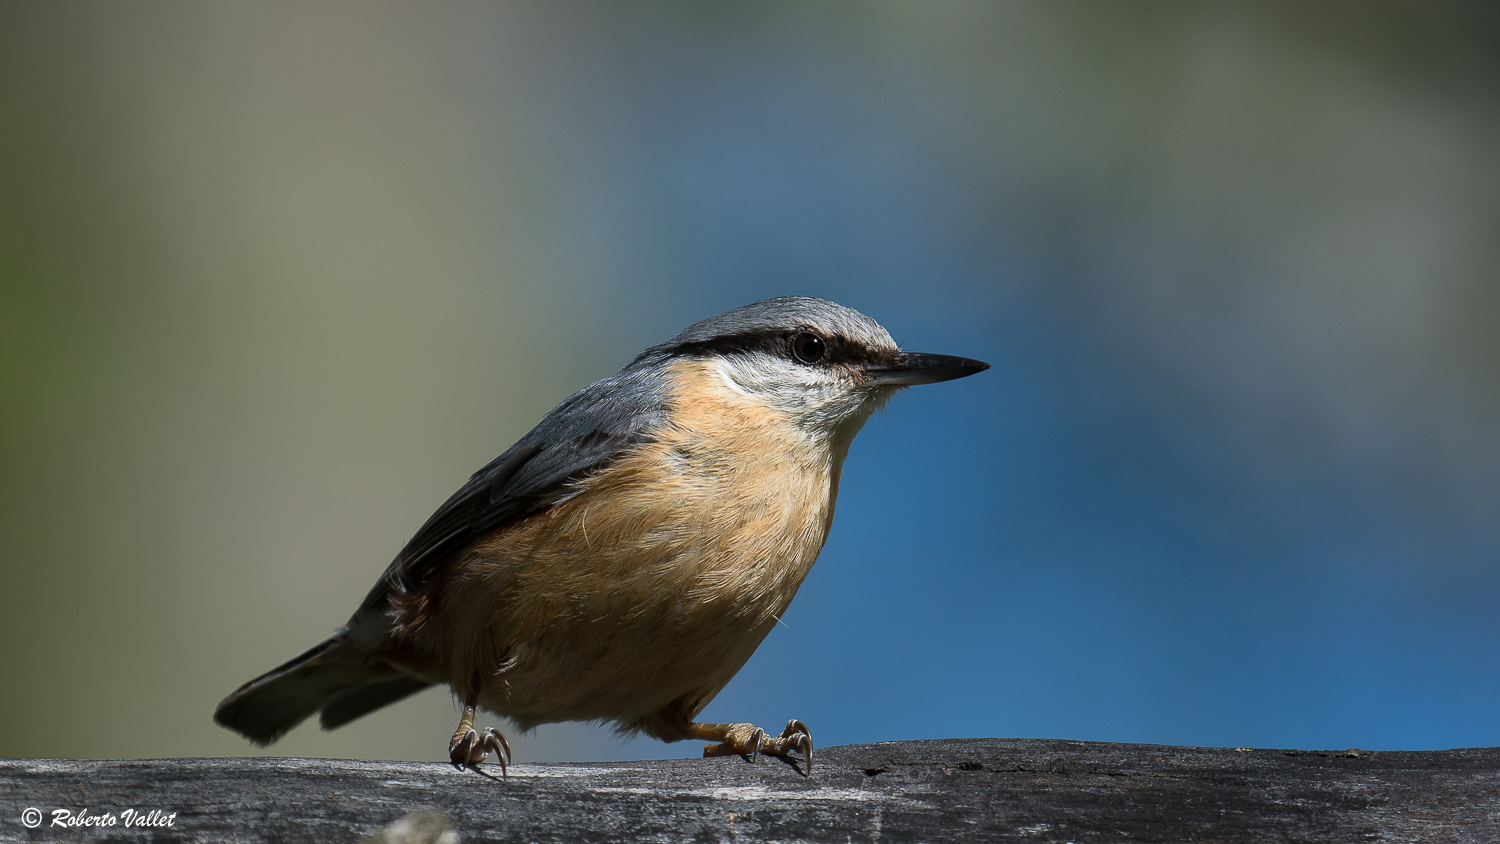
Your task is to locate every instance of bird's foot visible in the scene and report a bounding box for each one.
[449,704,511,780]
[691,719,813,775]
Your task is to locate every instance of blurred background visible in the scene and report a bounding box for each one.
[3,1,1499,764]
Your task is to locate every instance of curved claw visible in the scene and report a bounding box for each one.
[695,719,814,776]
[449,728,478,771]
[779,719,813,774]
[474,728,512,773]
[449,705,512,780]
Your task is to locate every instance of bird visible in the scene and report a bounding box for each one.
[214,296,988,777]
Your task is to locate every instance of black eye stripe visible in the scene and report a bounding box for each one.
[660,329,897,368]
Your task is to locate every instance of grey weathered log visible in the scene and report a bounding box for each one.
[4,738,1499,842]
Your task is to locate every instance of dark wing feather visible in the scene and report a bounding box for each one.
[353,364,672,616]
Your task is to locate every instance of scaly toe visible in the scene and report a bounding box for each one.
[449,729,478,770]
[702,723,767,760]
[764,720,814,775]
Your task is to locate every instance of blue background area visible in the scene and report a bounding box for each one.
[3,2,1499,761]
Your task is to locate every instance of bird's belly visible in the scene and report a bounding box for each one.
[435,433,836,731]
[479,584,786,730]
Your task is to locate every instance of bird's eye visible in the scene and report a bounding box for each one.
[791,331,826,365]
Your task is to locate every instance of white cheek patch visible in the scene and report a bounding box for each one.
[712,358,758,400]
[714,355,818,413]
[708,353,874,443]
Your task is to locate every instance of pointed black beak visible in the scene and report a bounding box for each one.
[863,352,990,387]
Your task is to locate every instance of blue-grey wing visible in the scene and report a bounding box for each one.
[355,365,671,614]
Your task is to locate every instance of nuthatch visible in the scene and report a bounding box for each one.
[215,297,987,777]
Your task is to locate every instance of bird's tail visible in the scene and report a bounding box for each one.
[213,636,433,746]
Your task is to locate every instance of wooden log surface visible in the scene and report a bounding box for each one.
[3,738,1499,842]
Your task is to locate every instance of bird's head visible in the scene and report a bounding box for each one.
[637,296,989,445]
